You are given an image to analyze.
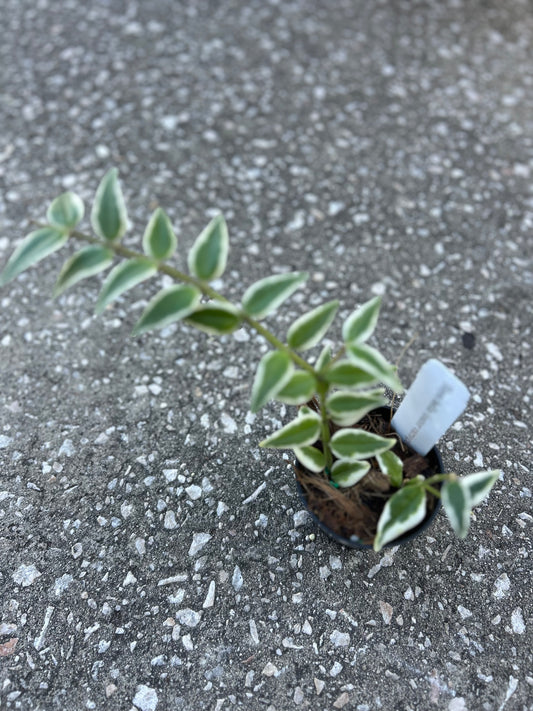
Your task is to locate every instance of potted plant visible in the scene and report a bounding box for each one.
[0,170,499,552]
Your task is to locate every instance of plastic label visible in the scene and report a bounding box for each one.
[391,359,470,455]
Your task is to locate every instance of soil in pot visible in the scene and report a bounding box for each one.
[295,403,443,547]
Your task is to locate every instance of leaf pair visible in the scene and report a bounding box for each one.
[373,469,500,551]
[259,406,322,449]
[0,171,128,290]
[133,293,241,338]
[441,470,500,539]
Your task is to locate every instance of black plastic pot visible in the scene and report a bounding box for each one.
[295,407,444,550]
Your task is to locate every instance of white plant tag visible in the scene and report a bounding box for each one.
[392,359,470,455]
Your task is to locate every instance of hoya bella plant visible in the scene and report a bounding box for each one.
[0,170,499,551]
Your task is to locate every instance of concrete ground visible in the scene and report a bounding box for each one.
[0,1,532,709]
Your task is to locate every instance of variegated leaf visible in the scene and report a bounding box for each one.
[346,343,402,392]
[326,388,386,426]
[90,169,128,242]
[376,450,403,488]
[132,285,201,336]
[250,350,293,413]
[54,245,114,297]
[142,208,177,261]
[330,459,370,488]
[186,303,241,335]
[275,371,316,405]
[374,484,427,551]
[0,227,68,287]
[342,295,381,344]
[323,360,379,389]
[287,300,339,351]
[293,445,325,474]
[242,271,308,320]
[96,258,157,314]
[259,411,321,449]
[46,192,85,231]
[441,478,471,539]
[330,429,394,461]
[187,215,229,281]
[461,470,499,508]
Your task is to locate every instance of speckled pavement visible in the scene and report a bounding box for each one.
[0,1,532,710]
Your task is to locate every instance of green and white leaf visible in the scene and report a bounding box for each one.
[186,302,241,335]
[275,371,316,405]
[187,215,229,281]
[250,350,294,413]
[315,344,332,372]
[142,208,177,261]
[96,258,157,314]
[374,485,427,551]
[441,479,471,538]
[326,388,386,426]
[90,168,128,242]
[287,300,339,351]
[242,271,308,320]
[330,429,394,461]
[259,411,321,449]
[346,343,402,392]
[0,227,69,287]
[330,459,370,488]
[294,445,325,474]
[54,245,114,297]
[132,284,201,336]
[376,450,403,488]
[297,406,315,418]
[461,470,500,508]
[323,360,379,389]
[342,295,381,344]
[46,192,85,231]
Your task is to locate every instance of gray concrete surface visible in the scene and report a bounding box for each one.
[1,1,532,709]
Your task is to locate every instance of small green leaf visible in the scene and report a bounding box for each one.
[54,245,114,297]
[330,429,394,461]
[90,168,128,242]
[287,300,339,351]
[250,350,294,413]
[461,470,499,508]
[441,479,471,539]
[96,258,157,315]
[342,295,382,344]
[315,344,332,371]
[46,192,85,230]
[346,343,402,392]
[374,484,427,551]
[186,303,241,335]
[260,412,321,449]
[326,388,386,426]
[142,208,177,261]
[376,450,403,488]
[0,227,68,287]
[242,271,308,320]
[276,371,316,405]
[324,360,379,389]
[330,459,371,488]
[132,285,201,336]
[187,215,229,281]
[294,445,325,474]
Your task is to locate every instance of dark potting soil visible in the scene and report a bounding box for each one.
[295,405,441,545]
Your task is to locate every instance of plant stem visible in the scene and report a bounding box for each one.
[316,381,333,470]
[423,473,454,487]
[418,472,455,499]
[66,227,318,375]
[421,483,442,498]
